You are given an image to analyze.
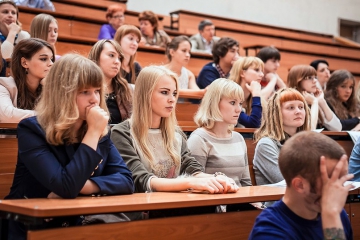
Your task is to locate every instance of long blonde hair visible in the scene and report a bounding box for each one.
[130,66,181,170]
[36,54,109,145]
[194,78,244,131]
[254,88,311,142]
[228,57,264,114]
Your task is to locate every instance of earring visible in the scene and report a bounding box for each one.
[25,68,28,74]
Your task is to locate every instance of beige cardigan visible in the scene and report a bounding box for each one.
[0,76,35,123]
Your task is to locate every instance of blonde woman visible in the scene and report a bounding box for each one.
[287,64,341,131]
[114,24,142,84]
[6,54,134,239]
[88,39,132,124]
[111,66,238,197]
[30,13,60,60]
[253,88,311,186]
[229,57,276,128]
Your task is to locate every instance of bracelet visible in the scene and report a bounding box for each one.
[214,172,227,177]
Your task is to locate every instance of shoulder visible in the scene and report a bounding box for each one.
[232,131,245,142]
[18,116,43,134]
[257,137,276,145]
[18,30,30,39]
[0,76,15,89]
[111,120,131,134]
[190,33,201,40]
[200,62,216,72]
[213,36,220,42]
[157,30,169,37]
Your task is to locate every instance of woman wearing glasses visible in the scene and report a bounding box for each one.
[287,64,341,131]
[98,4,125,40]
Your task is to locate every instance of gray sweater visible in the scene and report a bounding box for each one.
[253,137,284,185]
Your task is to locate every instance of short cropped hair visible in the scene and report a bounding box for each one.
[194,78,244,130]
[138,10,158,32]
[279,131,345,190]
[212,37,239,64]
[310,59,329,71]
[198,19,214,31]
[256,46,281,63]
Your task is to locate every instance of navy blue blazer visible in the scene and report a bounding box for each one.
[6,116,134,200]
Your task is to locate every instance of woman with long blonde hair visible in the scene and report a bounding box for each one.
[253,88,311,186]
[111,66,238,196]
[114,24,142,84]
[88,39,132,124]
[6,54,134,239]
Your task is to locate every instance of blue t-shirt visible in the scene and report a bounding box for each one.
[249,200,352,240]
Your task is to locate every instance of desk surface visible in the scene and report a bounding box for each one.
[0,186,285,217]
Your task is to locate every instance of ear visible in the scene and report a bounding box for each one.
[21,57,28,68]
[169,49,175,57]
[291,176,308,194]
[240,70,245,79]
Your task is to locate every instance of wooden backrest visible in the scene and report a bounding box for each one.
[0,138,17,199]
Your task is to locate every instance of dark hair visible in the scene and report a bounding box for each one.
[212,37,239,64]
[12,38,54,110]
[310,59,329,71]
[165,35,192,61]
[198,19,214,31]
[279,131,345,190]
[138,10,158,33]
[325,69,358,119]
[256,46,281,62]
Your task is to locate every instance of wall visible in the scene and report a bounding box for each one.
[127,0,360,36]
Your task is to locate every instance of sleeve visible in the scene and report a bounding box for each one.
[2,31,31,59]
[327,101,358,130]
[239,138,252,186]
[0,84,35,122]
[89,138,134,195]
[187,132,208,170]
[190,37,200,52]
[349,138,360,181]
[196,64,219,89]
[253,138,283,184]
[320,108,342,131]
[179,134,204,175]
[110,122,156,193]
[134,62,142,77]
[238,96,262,128]
[98,25,112,40]
[42,0,55,11]
[17,119,102,199]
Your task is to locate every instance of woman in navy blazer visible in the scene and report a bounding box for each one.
[6,54,134,239]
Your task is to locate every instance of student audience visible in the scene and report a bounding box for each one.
[287,65,341,131]
[189,19,220,54]
[310,59,330,90]
[228,57,269,128]
[256,46,286,90]
[98,5,125,40]
[164,35,200,91]
[14,0,55,11]
[138,10,170,48]
[0,38,54,122]
[114,24,142,84]
[88,39,133,124]
[30,13,60,60]
[197,37,239,89]
[325,69,360,131]
[5,54,134,239]
[111,66,238,196]
[253,88,310,186]
[0,0,30,59]
[249,131,353,239]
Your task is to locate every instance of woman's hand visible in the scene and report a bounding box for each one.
[245,81,261,97]
[6,22,21,35]
[302,91,317,105]
[86,105,109,135]
[214,175,239,193]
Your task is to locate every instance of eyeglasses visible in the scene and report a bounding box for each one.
[302,76,317,81]
[112,15,124,19]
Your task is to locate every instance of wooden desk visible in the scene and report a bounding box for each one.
[0,186,285,240]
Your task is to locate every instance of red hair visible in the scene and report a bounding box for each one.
[105,5,124,19]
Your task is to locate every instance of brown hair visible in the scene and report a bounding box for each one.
[138,10,158,32]
[114,24,141,84]
[12,38,54,110]
[325,69,359,119]
[212,37,239,64]
[165,35,192,61]
[30,13,57,42]
[279,131,345,190]
[88,39,132,120]
[0,1,20,26]
[105,4,124,19]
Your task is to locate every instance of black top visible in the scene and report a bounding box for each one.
[121,62,142,83]
[327,101,359,130]
[106,92,122,124]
